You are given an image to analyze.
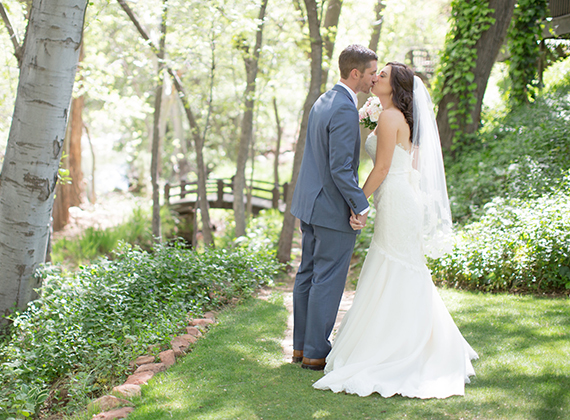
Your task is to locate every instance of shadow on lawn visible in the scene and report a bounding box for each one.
[130,295,569,420]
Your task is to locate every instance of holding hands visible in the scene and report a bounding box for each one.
[350,210,368,231]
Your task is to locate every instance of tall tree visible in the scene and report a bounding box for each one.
[233,0,269,238]
[150,0,168,240]
[0,0,88,316]
[435,0,517,151]
[368,0,385,53]
[117,0,215,245]
[358,0,386,152]
[277,0,323,263]
[52,45,85,231]
[272,97,282,191]
[320,0,342,88]
[0,1,23,66]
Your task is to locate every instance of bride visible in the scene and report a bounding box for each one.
[313,62,478,399]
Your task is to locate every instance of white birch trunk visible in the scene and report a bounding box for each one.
[0,0,88,317]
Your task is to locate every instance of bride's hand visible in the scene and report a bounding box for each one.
[350,214,364,230]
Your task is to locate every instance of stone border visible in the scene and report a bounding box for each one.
[87,312,216,420]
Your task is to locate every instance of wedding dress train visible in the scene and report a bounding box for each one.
[313,134,478,398]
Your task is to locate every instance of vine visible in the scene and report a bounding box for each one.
[433,0,495,131]
[507,0,548,105]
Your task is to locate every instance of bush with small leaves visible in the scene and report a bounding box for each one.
[0,240,282,418]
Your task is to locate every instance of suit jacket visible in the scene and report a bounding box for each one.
[291,84,369,233]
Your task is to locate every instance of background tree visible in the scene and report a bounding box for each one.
[277,0,323,263]
[506,0,549,105]
[150,0,168,240]
[434,0,517,152]
[0,0,88,316]
[233,0,269,238]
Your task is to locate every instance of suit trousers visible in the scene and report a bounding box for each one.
[293,221,357,359]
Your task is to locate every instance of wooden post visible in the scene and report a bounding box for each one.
[180,179,187,199]
[165,183,171,204]
[217,179,224,206]
[272,185,279,209]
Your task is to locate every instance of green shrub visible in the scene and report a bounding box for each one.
[51,206,177,268]
[429,183,570,293]
[446,88,570,222]
[0,241,282,418]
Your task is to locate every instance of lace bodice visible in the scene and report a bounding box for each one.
[364,133,425,269]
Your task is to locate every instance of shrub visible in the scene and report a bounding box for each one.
[446,88,570,222]
[0,241,282,418]
[429,183,570,293]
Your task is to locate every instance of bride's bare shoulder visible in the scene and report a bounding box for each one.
[377,108,406,128]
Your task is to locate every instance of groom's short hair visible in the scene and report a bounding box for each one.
[339,44,378,79]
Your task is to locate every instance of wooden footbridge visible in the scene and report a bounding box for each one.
[165,178,289,215]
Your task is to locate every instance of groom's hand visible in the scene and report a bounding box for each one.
[350,211,367,230]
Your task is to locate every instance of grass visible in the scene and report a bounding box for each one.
[103,289,569,420]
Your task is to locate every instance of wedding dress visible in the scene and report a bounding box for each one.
[312,133,478,399]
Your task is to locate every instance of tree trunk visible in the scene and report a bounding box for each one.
[117,0,215,246]
[0,0,87,317]
[0,1,23,65]
[150,0,167,241]
[358,0,386,155]
[51,87,85,232]
[68,93,84,207]
[233,0,269,238]
[277,0,323,264]
[436,0,517,151]
[368,0,386,53]
[320,0,342,88]
[51,111,74,232]
[84,123,96,203]
[272,97,282,189]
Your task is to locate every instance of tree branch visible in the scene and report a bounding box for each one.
[0,1,23,66]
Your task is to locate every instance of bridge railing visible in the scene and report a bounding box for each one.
[164,178,289,210]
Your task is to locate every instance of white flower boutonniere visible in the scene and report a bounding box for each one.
[358,96,383,130]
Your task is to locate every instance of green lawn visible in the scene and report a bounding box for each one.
[123,289,569,420]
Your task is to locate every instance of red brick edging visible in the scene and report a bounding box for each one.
[87,312,216,419]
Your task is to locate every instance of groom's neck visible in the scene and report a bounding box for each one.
[339,78,358,93]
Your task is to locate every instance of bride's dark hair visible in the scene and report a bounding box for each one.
[386,62,414,139]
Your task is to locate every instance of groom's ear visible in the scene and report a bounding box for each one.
[349,68,360,80]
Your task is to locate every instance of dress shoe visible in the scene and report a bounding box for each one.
[292,349,303,363]
[301,357,326,371]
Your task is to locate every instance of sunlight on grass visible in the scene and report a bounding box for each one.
[126,289,569,420]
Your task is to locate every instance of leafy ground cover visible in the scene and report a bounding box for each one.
[429,183,570,294]
[0,241,282,419]
[121,290,569,420]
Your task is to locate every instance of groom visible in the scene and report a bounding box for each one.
[290,44,378,370]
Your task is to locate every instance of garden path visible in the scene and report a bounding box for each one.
[274,231,356,364]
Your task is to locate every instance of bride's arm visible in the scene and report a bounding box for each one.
[361,111,398,198]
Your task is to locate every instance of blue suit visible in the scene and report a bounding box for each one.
[291,84,369,359]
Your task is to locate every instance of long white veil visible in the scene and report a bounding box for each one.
[411,76,453,258]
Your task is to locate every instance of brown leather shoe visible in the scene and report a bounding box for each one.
[292,349,303,363]
[301,357,326,371]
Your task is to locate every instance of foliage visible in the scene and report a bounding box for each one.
[51,206,180,268]
[429,186,570,293]
[125,290,570,420]
[434,85,570,294]
[51,207,153,267]
[445,87,570,222]
[432,0,495,137]
[506,0,548,105]
[0,241,282,419]
[217,209,284,255]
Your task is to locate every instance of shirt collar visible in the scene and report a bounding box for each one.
[337,81,358,108]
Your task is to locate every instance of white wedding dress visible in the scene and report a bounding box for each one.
[313,134,478,399]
